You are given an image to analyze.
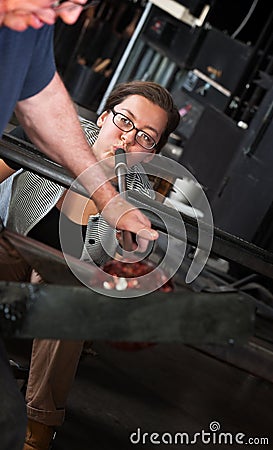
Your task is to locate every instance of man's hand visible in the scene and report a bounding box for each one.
[102,195,158,252]
[0,0,87,30]
[0,0,52,13]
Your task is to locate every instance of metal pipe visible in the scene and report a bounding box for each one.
[2,134,273,279]
[114,148,133,252]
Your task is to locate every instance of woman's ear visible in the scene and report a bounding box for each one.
[96,111,108,128]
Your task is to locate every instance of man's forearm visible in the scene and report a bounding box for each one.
[14,71,158,239]
[15,71,117,211]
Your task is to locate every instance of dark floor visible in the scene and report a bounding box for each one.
[7,339,273,449]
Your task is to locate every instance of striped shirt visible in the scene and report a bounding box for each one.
[6,117,155,266]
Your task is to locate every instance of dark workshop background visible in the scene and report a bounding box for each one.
[7,1,273,449]
[54,0,273,257]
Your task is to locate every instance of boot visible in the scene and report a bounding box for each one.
[23,419,56,450]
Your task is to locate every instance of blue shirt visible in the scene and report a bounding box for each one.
[0,25,56,136]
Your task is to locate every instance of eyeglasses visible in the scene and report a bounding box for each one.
[6,0,100,16]
[52,0,100,12]
[111,109,157,150]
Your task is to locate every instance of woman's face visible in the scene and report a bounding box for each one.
[93,94,168,175]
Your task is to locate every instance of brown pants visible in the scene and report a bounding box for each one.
[26,339,84,426]
[0,238,83,427]
[0,236,32,281]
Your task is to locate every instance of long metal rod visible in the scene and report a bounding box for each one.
[0,281,254,342]
[1,135,273,279]
[127,190,273,280]
[0,228,101,286]
[114,148,133,252]
[0,133,86,194]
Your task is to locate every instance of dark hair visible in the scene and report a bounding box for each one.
[104,81,180,151]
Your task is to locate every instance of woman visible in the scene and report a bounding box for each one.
[0,80,180,450]
[1,80,179,268]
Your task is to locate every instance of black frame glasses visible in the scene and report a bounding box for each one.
[111,109,157,150]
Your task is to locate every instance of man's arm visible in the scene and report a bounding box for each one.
[15,72,158,242]
[15,72,116,209]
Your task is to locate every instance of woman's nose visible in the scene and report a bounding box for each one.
[121,130,136,144]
